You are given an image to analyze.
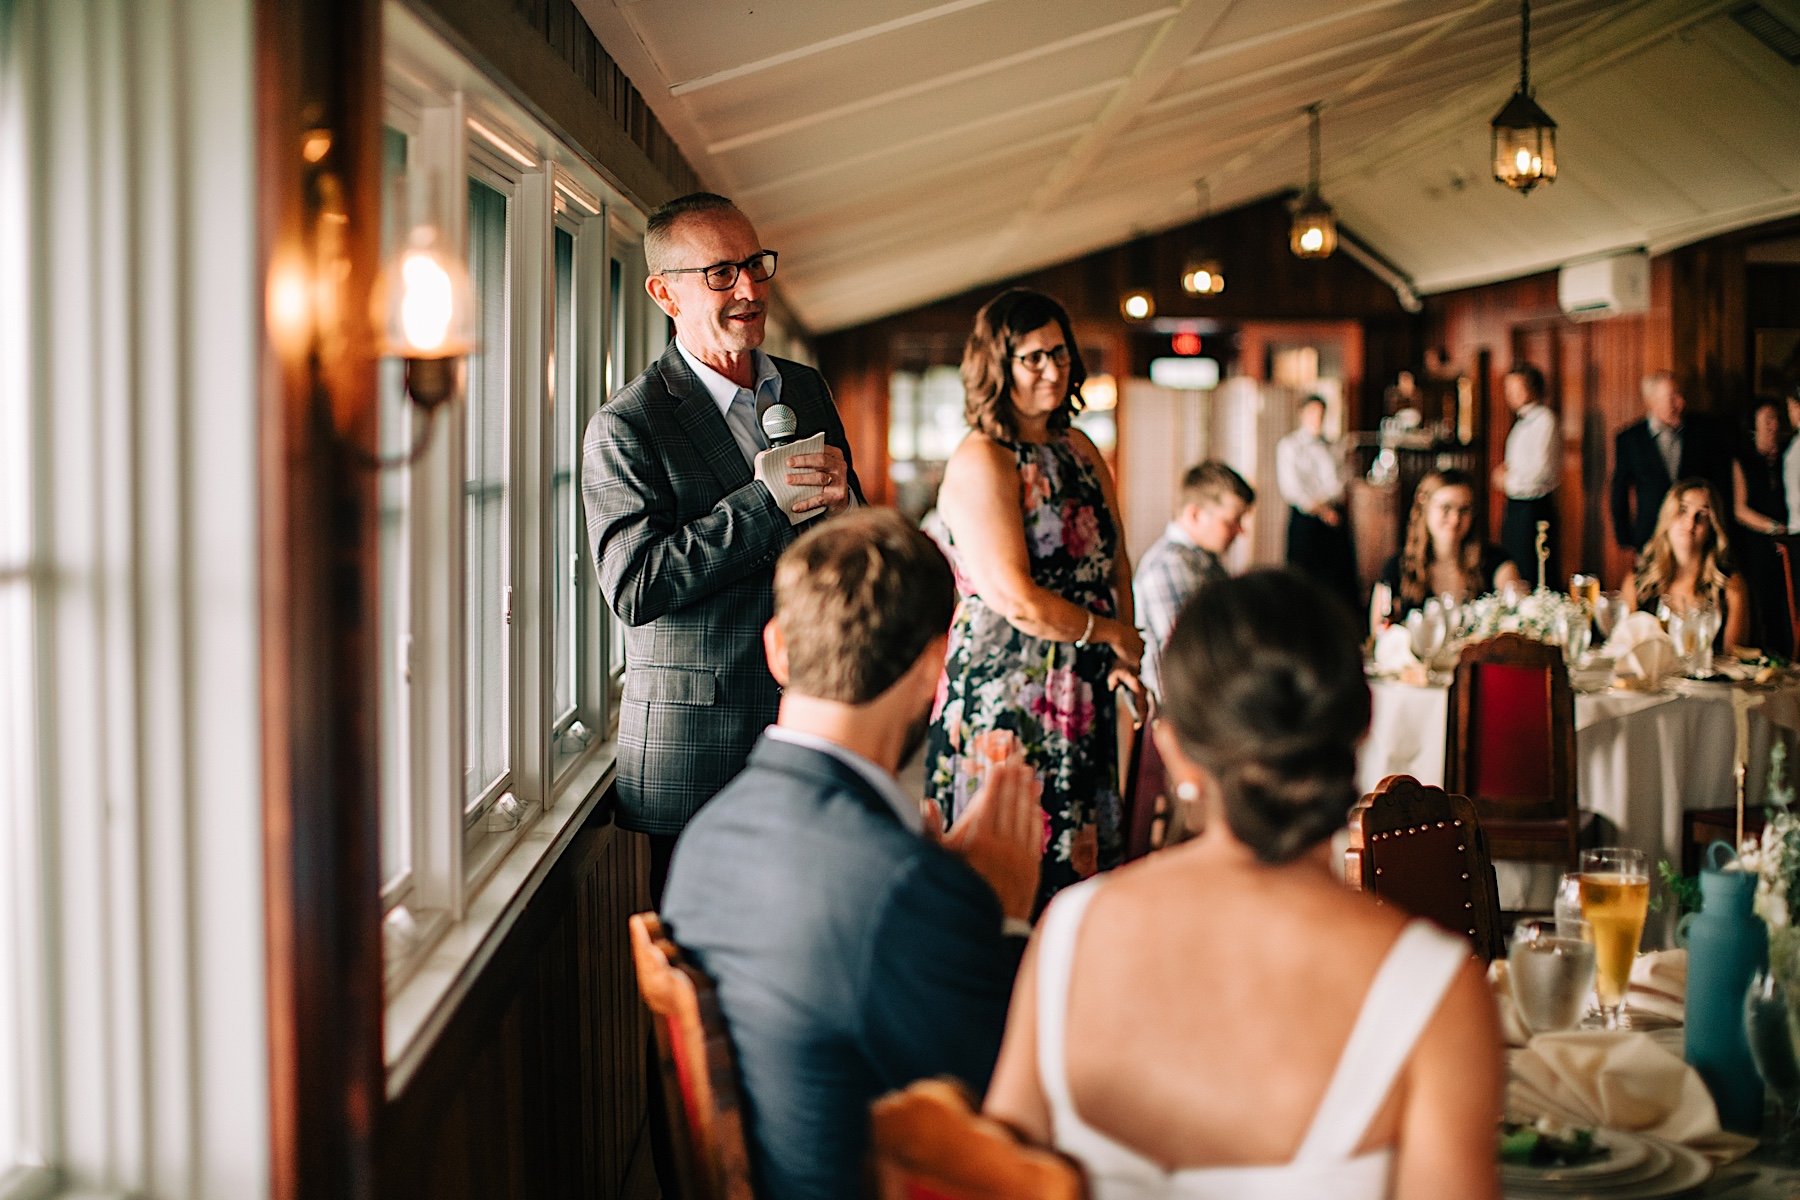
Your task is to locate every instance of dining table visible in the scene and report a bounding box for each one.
[1358,671,1800,931]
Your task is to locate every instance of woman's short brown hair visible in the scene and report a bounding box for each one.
[961,288,1087,442]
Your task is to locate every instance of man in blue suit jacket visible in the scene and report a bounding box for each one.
[662,510,1041,1200]
[582,193,863,899]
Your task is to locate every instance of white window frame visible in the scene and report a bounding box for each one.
[378,7,667,1072]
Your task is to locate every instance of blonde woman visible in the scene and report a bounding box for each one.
[1376,468,1522,619]
[1622,479,1749,651]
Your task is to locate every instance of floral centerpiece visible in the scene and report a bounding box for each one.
[1743,743,1800,937]
[1452,587,1590,645]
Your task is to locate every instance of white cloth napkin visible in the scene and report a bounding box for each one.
[1507,1030,1756,1163]
[1605,611,1678,687]
[1372,625,1420,673]
[1628,949,1687,1022]
[752,432,827,525]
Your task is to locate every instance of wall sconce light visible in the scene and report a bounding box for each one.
[375,219,476,446]
[1289,105,1337,260]
[265,124,477,471]
[1491,0,1557,194]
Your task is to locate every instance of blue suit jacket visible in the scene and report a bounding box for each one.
[581,341,863,834]
[661,737,1024,1200]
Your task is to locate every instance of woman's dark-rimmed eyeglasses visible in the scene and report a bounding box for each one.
[658,250,778,291]
[1011,344,1071,373]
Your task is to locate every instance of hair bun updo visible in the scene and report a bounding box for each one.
[1157,570,1371,864]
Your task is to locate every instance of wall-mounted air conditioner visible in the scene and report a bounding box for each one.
[1557,251,1650,320]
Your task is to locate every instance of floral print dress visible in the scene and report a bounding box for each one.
[925,434,1122,911]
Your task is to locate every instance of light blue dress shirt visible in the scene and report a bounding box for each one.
[675,339,784,468]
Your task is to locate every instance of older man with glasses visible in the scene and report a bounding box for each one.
[581,191,864,902]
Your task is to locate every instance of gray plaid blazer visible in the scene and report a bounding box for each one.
[581,341,864,834]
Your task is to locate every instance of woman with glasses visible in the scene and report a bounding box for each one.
[1377,468,1521,620]
[923,288,1144,910]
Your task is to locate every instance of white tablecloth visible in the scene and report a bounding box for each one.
[1359,676,1800,928]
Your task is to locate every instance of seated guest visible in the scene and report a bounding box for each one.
[1623,479,1750,651]
[661,509,1041,1200]
[984,570,1503,1199]
[1377,467,1521,618]
[1133,459,1254,695]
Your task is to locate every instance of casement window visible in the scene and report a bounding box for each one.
[377,8,652,1015]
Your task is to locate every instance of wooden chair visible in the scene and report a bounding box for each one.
[1774,539,1799,652]
[1345,775,1504,960]
[1444,632,1593,871]
[629,912,756,1200]
[869,1078,1086,1200]
[1119,701,1168,863]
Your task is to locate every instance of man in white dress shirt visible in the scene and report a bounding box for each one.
[1277,394,1358,611]
[1490,363,1559,586]
[1133,460,1254,695]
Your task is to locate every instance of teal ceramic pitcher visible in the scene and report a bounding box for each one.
[1681,840,1767,1133]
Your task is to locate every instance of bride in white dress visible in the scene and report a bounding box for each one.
[983,569,1503,1200]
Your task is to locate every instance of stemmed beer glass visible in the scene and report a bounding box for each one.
[1579,848,1651,1029]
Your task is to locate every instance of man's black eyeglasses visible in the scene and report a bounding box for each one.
[659,251,778,292]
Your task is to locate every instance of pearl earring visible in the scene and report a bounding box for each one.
[1175,781,1201,803]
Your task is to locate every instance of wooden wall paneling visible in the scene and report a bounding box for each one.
[380,817,653,1200]
[256,0,386,1197]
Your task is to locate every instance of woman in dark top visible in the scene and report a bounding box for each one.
[1624,479,1750,652]
[1377,468,1521,620]
[1732,397,1791,654]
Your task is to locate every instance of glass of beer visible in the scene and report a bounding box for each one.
[1579,847,1651,1028]
[1570,573,1602,610]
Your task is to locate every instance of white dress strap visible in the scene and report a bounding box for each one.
[1292,921,1467,1163]
[1034,878,1104,1138]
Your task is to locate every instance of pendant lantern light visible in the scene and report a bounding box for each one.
[1289,104,1336,260]
[1180,180,1225,296]
[1491,0,1557,194]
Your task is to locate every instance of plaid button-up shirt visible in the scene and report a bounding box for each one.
[1133,521,1226,696]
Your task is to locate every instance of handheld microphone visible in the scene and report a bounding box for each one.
[760,403,799,448]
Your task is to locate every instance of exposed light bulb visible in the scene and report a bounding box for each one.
[398,250,455,353]
[1300,227,1324,254]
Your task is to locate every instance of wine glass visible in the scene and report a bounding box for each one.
[1579,847,1650,1029]
[1691,603,1721,677]
[1510,918,1597,1035]
[1557,608,1592,666]
[1594,591,1624,642]
[1406,604,1446,663]
[1745,967,1800,1156]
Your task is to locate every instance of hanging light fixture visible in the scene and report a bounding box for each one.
[1180,180,1225,297]
[1491,0,1557,194]
[1289,104,1336,260]
[1119,233,1156,320]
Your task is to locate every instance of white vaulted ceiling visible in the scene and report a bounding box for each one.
[575,0,1800,333]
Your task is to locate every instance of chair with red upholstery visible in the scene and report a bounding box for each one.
[1345,774,1503,960]
[1444,632,1593,872]
[869,1077,1086,1200]
[629,911,756,1200]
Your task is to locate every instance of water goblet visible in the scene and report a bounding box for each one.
[1691,603,1721,676]
[1510,918,1597,1035]
[1745,967,1800,1157]
[1594,592,1624,642]
[1578,847,1650,1029]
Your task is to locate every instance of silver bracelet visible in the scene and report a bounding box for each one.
[1074,610,1095,648]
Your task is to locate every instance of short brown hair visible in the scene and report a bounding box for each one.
[773,510,956,704]
[644,192,740,274]
[961,288,1086,441]
[1181,460,1254,510]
